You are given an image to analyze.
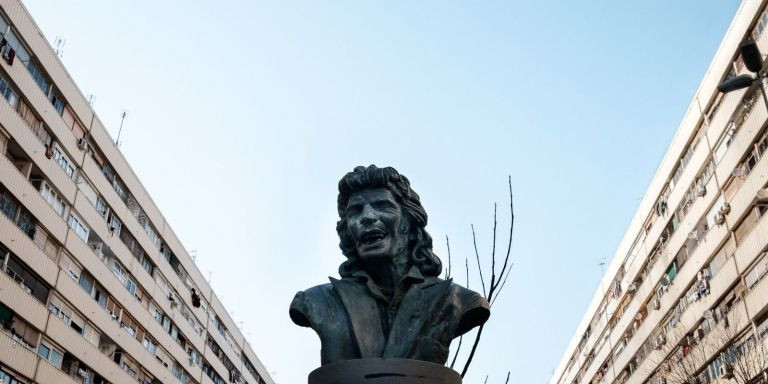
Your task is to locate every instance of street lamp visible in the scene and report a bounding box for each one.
[718,39,768,108]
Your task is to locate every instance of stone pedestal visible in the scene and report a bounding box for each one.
[308,358,462,384]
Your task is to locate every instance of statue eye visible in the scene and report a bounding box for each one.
[346,205,362,216]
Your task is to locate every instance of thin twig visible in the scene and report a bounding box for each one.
[504,371,510,384]
[465,258,470,290]
[461,324,484,377]
[491,262,514,307]
[445,235,452,279]
[449,335,462,369]
[483,375,488,384]
[490,203,497,290]
[471,224,487,297]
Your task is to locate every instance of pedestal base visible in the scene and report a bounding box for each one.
[308,358,462,384]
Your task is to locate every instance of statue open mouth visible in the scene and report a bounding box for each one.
[360,228,386,245]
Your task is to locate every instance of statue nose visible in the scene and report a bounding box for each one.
[360,206,377,224]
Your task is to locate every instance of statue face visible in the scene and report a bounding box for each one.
[345,188,409,263]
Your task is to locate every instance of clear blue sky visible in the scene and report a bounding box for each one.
[22,1,741,383]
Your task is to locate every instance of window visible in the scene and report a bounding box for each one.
[38,342,63,367]
[111,260,127,284]
[108,212,121,236]
[0,74,18,108]
[41,181,65,217]
[76,175,99,207]
[49,89,64,116]
[0,186,18,219]
[26,60,49,93]
[745,252,768,289]
[79,271,94,295]
[143,336,158,355]
[714,125,736,163]
[53,146,75,179]
[67,213,89,241]
[4,29,30,64]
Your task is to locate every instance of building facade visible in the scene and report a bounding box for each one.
[0,1,274,384]
[549,1,768,384]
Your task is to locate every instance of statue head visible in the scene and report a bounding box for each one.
[336,165,442,278]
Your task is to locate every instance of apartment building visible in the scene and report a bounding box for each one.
[0,1,274,384]
[549,1,768,384]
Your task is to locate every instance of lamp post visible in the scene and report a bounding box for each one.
[718,39,768,108]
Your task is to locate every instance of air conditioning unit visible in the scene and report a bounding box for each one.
[660,275,671,287]
[1,45,15,65]
[703,309,714,319]
[733,166,748,178]
[693,328,705,340]
[758,188,768,201]
[652,297,661,310]
[627,282,638,293]
[720,362,734,379]
[654,333,666,350]
[688,229,699,241]
[697,184,707,197]
[657,200,668,216]
[720,202,732,215]
[77,138,88,151]
[714,212,726,225]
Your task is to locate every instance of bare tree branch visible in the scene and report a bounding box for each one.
[471,224,487,298]
[460,176,515,377]
[504,371,510,384]
[461,324,485,377]
[449,334,462,369]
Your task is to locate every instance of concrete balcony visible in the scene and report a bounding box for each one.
[0,87,78,205]
[706,88,748,154]
[665,141,711,224]
[715,95,767,185]
[80,156,161,271]
[35,357,80,384]
[582,331,612,383]
[46,312,135,384]
[745,268,768,318]
[0,151,68,241]
[0,269,48,330]
[726,147,768,231]
[0,34,88,166]
[208,325,244,378]
[0,209,58,286]
[203,343,231,384]
[0,329,37,379]
[734,212,768,275]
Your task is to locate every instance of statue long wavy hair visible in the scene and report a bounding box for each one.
[336,165,442,278]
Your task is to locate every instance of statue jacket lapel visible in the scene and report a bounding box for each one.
[329,277,386,358]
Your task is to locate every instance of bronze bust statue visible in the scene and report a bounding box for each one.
[290,165,490,366]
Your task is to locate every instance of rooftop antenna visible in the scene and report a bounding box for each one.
[54,36,65,58]
[87,94,95,106]
[190,249,197,262]
[116,110,127,147]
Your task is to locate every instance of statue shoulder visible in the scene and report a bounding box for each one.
[446,280,491,337]
[289,282,336,328]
